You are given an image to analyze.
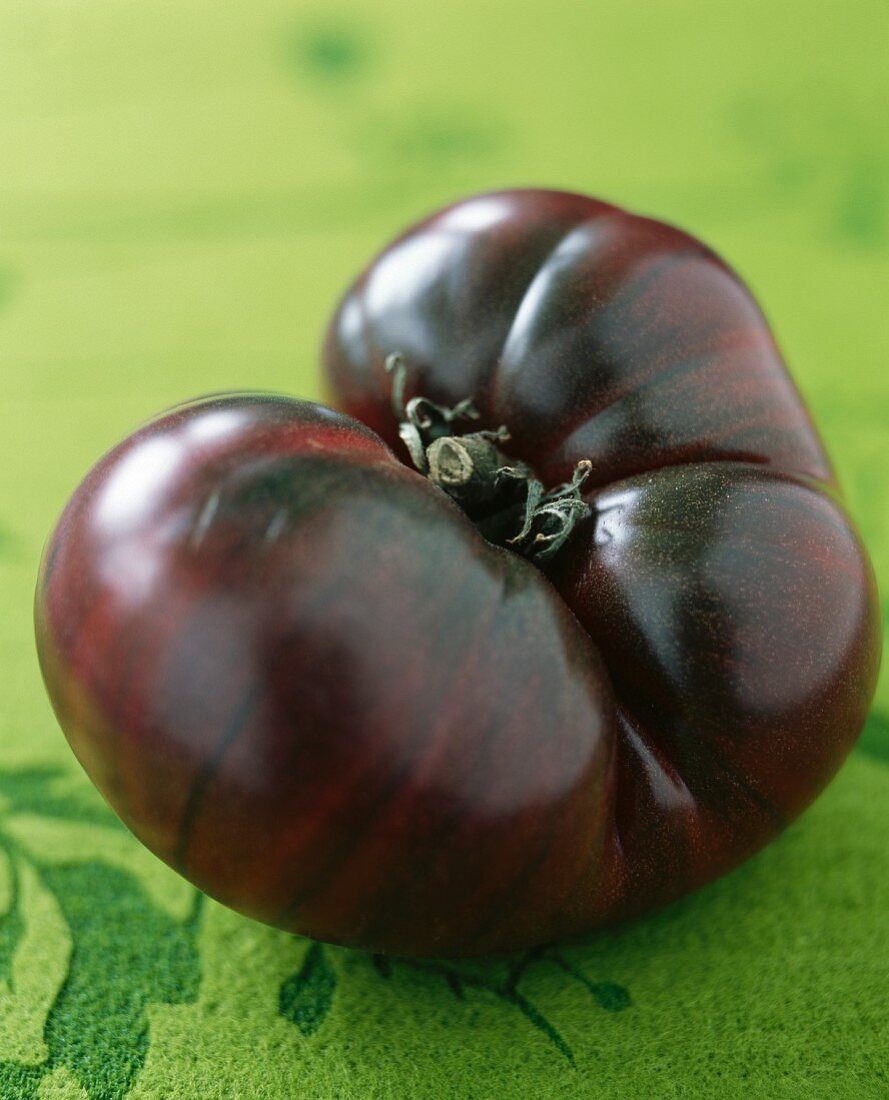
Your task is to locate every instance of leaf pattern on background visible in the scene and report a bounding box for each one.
[0,769,120,829]
[286,15,509,184]
[857,710,889,765]
[289,19,374,85]
[279,940,337,1036]
[727,87,888,249]
[0,852,71,1068]
[277,942,632,1065]
[0,769,204,1100]
[0,846,22,986]
[0,765,635,1093]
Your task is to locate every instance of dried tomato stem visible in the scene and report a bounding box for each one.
[384,354,591,563]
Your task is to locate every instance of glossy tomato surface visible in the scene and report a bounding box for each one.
[36,395,614,956]
[36,189,880,957]
[324,188,881,928]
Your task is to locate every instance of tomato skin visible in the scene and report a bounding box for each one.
[324,188,834,489]
[35,395,615,957]
[34,190,881,957]
[324,188,881,934]
[551,462,879,923]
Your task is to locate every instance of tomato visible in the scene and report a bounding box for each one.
[35,190,880,957]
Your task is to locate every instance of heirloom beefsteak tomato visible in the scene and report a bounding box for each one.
[35,189,880,957]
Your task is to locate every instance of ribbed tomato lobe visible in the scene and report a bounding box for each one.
[322,187,882,939]
[547,462,880,920]
[36,394,615,956]
[325,189,835,490]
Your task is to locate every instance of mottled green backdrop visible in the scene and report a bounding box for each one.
[1,1,887,1097]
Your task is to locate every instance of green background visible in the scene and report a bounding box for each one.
[1,1,887,1096]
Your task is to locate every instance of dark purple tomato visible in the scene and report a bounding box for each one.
[36,189,880,957]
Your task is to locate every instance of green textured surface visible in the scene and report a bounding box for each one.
[1,0,888,1096]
